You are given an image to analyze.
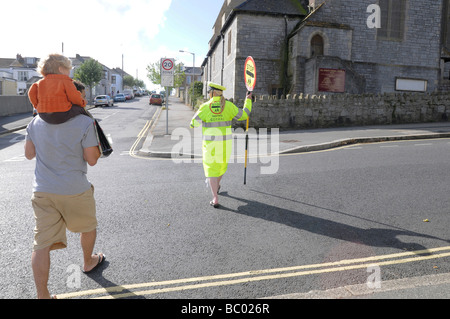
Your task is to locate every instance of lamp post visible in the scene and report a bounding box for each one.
[179,50,195,108]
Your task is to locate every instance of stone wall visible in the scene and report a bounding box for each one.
[0,96,33,116]
[232,92,450,129]
[289,0,443,94]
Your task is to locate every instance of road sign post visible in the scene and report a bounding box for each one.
[244,56,256,185]
[161,58,175,135]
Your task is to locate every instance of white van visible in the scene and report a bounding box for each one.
[123,89,134,100]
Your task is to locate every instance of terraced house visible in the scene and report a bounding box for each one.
[202,0,450,100]
[0,55,40,95]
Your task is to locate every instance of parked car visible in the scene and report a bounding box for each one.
[94,95,114,107]
[114,93,126,102]
[123,89,134,100]
[149,94,162,106]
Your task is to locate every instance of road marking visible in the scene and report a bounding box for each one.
[3,155,28,162]
[57,245,450,299]
[266,271,450,299]
[100,111,119,121]
[9,135,26,143]
[344,146,363,150]
[129,108,161,159]
[129,120,152,157]
[414,143,433,146]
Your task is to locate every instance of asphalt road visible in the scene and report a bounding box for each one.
[1,97,449,301]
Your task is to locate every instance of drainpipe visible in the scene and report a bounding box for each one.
[282,15,289,95]
[221,32,225,86]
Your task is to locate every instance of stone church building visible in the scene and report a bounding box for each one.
[202,0,450,100]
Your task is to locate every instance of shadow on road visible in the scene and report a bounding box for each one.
[84,260,145,299]
[219,190,449,253]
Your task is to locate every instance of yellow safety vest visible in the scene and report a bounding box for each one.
[190,96,252,177]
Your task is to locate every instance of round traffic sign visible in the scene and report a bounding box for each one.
[162,59,174,71]
[244,56,256,91]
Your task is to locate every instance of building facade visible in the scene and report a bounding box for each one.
[0,55,40,95]
[70,54,121,99]
[290,0,443,95]
[203,0,450,100]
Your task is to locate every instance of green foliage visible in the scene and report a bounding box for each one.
[189,81,204,106]
[123,75,135,88]
[73,59,103,105]
[146,60,186,88]
[73,59,103,88]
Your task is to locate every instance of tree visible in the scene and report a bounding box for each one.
[74,59,103,105]
[134,79,146,89]
[146,60,185,93]
[189,81,204,107]
[123,75,135,88]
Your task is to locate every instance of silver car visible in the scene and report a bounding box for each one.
[94,95,114,107]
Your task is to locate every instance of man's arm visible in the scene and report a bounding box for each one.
[83,146,101,166]
[24,139,36,160]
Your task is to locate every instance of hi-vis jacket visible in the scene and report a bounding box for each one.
[190,96,252,177]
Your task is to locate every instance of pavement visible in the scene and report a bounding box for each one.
[2,98,450,299]
[139,97,450,160]
[4,100,450,157]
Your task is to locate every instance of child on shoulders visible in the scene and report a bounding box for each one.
[28,54,87,124]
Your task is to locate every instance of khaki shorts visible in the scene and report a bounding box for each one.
[31,185,97,251]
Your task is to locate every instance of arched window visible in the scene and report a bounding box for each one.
[310,34,324,57]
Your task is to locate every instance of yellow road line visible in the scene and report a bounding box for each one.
[129,107,162,159]
[57,246,450,299]
[129,120,151,157]
[97,251,450,299]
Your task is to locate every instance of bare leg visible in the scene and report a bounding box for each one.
[31,246,52,299]
[80,229,102,272]
[209,175,223,205]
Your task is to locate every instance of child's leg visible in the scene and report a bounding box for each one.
[39,112,71,124]
[38,106,88,124]
[70,105,89,117]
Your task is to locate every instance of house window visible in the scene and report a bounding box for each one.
[377,0,406,40]
[18,71,28,81]
[310,34,324,57]
[271,85,284,98]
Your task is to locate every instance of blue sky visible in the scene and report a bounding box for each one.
[1,0,224,90]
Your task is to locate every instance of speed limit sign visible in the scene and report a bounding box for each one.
[162,59,174,71]
[161,58,174,87]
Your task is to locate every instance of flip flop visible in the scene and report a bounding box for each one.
[210,201,219,208]
[83,253,105,274]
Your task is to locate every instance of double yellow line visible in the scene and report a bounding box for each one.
[57,245,450,299]
[129,108,161,158]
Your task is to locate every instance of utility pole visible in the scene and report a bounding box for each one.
[122,54,124,92]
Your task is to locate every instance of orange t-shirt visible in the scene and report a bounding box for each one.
[28,74,86,113]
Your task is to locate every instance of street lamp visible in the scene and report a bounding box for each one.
[179,50,196,108]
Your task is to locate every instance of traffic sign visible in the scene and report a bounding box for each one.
[243,56,256,185]
[244,56,256,92]
[161,58,174,87]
